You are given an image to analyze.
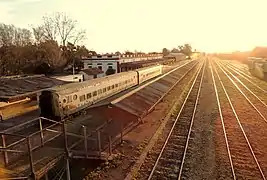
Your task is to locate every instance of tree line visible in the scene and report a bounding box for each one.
[0,12,193,76]
[213,47,267,64]
[162,44,194,57]
[0,12,90,76]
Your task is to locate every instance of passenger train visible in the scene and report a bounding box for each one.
[247,57,267,80]
[39,65,163,120]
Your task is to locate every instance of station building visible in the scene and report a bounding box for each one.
[81,53,163,77]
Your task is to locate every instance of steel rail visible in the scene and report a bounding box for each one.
[148,60,205,180]
[215,61,267,122]
[218,61,267,108]
[212,61,266,180]
[210,60,236,180]
[223,61,253,79]
[221,61,267,93]
[177,59,206,180]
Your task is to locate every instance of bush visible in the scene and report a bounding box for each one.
[105,68,116,76]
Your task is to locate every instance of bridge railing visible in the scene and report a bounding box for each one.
[0,115,140,179]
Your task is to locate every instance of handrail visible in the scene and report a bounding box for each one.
[1,117,39,133]
[0,132,26,138]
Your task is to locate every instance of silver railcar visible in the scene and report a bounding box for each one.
[39,65,163,119]
[39,71,138,119]
[137,65,163,84]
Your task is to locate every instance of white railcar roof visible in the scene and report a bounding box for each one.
[49,71,137,94]
[135,65,162,73]
[47,65,162,96]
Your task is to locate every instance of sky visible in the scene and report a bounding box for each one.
[1,0,267,53]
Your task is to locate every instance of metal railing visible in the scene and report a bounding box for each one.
[0,115,136,179]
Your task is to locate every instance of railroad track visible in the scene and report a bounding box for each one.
[147,60,205,180]
[219,60,267,94]
[218,61,267,105]
[215,61,267,117]
[222,61,254,79]
[211,59,267,180]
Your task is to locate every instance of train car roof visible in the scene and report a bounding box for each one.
[49,70,137,93]
[135,64,162,72]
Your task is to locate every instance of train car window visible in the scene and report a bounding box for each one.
[115,84,118,88]
[103,88,106,92]
[93,91,97,96]
[107,86,111,91]
[87,93,92,99]
[80,95,86,102]
[67,96,72,103]
[112,85,115,89]
[98,89,102,94]
[125,80,127,84]
[73,95,77,100]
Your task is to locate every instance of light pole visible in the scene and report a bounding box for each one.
[72,49,77,76]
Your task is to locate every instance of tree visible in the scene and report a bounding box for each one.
[125,50,134,55]
[54,13,76,46]
[42,15,58,41]
[71,45,89,71]
[14,28,32,46]
[73,29,86,45]
[33,12,86,46]
[181,44,193,57]
[0,24,32,46]
[89,50,97,56]
[40,40,66,68]
[171,48,179,53]
[54,12,86,46]
[76,45,89,57]
[106,68,116,76]
[178,45,184,52]
[34,62,53,75]
[32,25,45,44]
[0,13,88,76]
[115,51,121,55]
[0,24,15,46]
[162,48,170,56]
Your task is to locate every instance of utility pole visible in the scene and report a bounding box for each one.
[72,59,75,76]
[72,49,77,76]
